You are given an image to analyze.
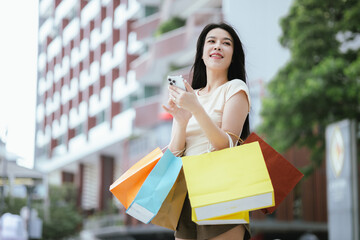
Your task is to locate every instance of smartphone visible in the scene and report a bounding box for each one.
[167,75,186,91]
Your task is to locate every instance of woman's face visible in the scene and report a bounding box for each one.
[202,28,234,72]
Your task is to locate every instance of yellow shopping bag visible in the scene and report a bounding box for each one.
[191,208,249,225]
[182,141,274,221]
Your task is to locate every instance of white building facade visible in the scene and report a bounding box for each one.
[35,0,222,215]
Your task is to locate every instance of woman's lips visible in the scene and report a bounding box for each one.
[210,53,223,58]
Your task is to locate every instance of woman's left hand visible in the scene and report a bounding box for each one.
[168,80,202,114]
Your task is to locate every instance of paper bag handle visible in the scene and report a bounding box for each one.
[225,131,244,146]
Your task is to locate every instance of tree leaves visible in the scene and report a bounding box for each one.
[259,0,360,175]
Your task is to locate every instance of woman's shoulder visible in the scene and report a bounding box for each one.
[227,79,248,88]
[211,79,249,99]
[222,79,251,106]
[221,79,249,93]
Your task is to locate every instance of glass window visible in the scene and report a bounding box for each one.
[144,86,159,98]
[55,135,65,146]
[145,5,158,17]
[96,110,106,125]
[74,123,84,136]
[123,94,138,111]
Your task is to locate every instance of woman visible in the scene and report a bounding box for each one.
[163,22,251,240]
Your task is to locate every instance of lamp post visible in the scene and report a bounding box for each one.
[0,137,8,215]
[0,130,18,216]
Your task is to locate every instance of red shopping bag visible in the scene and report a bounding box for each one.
[243,132,304,214]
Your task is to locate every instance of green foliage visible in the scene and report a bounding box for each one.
[40,184,82,240]
[3,196,27,215]
[1,184,82,239]
[259,0,360,175]
[155,16,186,37]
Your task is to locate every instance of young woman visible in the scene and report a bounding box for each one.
[163,23,251,240]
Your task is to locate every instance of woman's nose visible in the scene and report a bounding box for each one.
[214,43,221,50]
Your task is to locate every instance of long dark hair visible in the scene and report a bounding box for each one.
[190,22,250,140]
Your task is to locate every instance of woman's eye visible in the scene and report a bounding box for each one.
[224,42,231,46]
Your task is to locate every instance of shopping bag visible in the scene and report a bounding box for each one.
[182,141,274,221]
[191,208,249,225]
[126,149,183,223]
[243,132,304,214]
[151,169,187,230]
[109,148,163,209]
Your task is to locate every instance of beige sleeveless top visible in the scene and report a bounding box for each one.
[184,79,251,156]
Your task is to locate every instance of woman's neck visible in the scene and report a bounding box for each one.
[203,69,228,93]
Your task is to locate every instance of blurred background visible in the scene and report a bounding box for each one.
[0,0,359,239]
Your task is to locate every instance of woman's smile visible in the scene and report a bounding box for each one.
[210,52,224,59]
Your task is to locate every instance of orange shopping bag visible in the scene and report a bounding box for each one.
[110,148,163,209]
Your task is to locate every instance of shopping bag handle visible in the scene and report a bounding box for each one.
[225,131,244,146]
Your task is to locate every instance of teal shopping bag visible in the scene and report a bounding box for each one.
[126,149,183,223]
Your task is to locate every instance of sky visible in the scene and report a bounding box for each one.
[0,1,38,168]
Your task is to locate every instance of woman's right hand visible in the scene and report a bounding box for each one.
[162,98,192,126]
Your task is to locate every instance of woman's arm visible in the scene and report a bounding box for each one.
[220,90,249,146]
[162,97,192,156]
[192,91,249,150]
[167,120,187,155]
[169,81,249,151]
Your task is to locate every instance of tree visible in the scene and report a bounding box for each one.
[40,184,82,240]
[155,16,186,37]
[3,196,27,215]
[259,0,360,175]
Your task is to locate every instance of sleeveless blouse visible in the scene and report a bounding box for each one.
[184,79,251,156]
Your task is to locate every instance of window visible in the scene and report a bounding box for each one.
[129,135,150,161]
[144,86,159,98]
[36,143,50,158]
[144,5,158,17]
[55,135,65,147]
[96,110,106,125]
[123,94,138,111]
[74,123,84,136]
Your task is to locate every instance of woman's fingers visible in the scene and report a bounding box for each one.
[162,104,171,113]
[169,86,181,98]
[162,103,176,115]
[184,80,194,93]
[167,98,176,108]
[169,87,182,106]
[170,95,177,103]
[168,81,196,110]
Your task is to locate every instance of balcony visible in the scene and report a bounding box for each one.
[130,9,222,83]
[130,13,161,41]
[133,97,161,128]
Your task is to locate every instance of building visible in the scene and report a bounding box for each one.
[36,0,147,213]
[35,0,220,238]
